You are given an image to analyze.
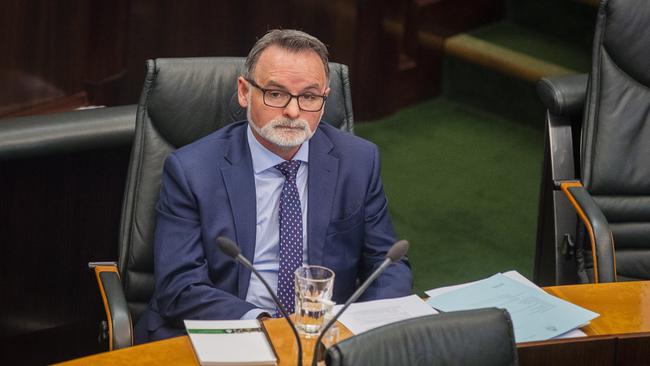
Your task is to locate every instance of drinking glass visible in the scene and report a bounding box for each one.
[294,265,335,337]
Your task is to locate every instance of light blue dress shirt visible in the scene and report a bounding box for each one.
[241,125,309,319]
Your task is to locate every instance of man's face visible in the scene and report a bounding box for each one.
[237,46,329,157]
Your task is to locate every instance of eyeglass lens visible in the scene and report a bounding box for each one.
[264,90,324,111]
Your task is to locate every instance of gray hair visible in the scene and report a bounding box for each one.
[244,29,330,81]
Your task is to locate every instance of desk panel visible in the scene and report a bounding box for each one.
[56,281,650,366]
[518,336,616,366]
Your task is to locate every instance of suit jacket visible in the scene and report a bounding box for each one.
[134,121,413,343]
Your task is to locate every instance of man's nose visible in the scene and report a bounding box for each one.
[283,96,301,119]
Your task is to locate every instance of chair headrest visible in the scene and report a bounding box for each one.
[601,0,650,87]
[144,57,352,148]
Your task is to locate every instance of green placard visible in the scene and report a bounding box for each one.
[187,327,262,334]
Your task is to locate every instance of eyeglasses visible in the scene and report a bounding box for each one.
[245,78,327,112]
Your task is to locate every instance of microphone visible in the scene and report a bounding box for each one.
[217,236,303,366]
[311,239,410,366]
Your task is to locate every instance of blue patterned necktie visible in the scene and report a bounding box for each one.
[275,160,303,315]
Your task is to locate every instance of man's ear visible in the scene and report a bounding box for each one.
[319,87,331,120]
[237,76,249,108]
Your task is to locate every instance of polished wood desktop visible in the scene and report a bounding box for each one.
[56,281,650,366]
[55,317,354,366]
[545,281,650,336]
[518,281,650,366]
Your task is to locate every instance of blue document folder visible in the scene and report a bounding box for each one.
[426,273,599,342]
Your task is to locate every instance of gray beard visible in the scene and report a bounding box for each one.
[247,106,314,148]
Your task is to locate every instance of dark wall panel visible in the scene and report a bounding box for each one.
[119,0,293,105]
[0,147,131,365]
[2,0,504,119]
[1,0,130,114]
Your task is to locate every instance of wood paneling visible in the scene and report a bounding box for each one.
[2,0,504,119]
[117,0,292,105]
[0,0,130,114]
[0,147,131,365]
[518,336,617,366]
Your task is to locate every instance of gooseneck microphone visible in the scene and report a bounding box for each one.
[216,236,303,366]
[311,239,410,366]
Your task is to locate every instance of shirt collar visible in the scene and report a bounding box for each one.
[246,124,310,174]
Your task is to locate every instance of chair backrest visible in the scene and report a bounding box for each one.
[117,57,354,320]
[325,308,518,366]
[580,0,650,280]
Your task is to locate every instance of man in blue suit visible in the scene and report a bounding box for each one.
[135,29,412,343]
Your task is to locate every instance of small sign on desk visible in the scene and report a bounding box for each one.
[184,319,277,365]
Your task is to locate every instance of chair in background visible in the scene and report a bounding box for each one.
[90,57,354,350]
[325,308,517,366]
[534,0,650,285]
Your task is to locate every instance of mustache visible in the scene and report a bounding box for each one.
[270,118,309,129]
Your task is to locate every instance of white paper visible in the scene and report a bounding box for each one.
[424,271,587,339]
[503,271,584,337]
[334,294,438,335]
[554,328,587,339]
[424,270,538,298]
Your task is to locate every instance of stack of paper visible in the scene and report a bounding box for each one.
[334,294,438,335]
[184,319,277,366]
[425,271,599,343]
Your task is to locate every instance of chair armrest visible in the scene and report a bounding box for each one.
[537,74,588,117]
[89,262,133,350]
[0,105,136,161]
[559,182,617,283]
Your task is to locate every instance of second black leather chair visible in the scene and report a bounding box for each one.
[325,308,518,366]
[534,0,650,285]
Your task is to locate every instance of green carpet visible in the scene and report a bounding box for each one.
[356,98,543,294]
[469,21,592,73]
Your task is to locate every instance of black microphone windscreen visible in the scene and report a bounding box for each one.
[386,240,409,262]
[217,236,241,258]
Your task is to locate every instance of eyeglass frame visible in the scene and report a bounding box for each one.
[244,78,328,112]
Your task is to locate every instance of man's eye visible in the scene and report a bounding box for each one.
[301,94,317,101]
[267,91,285,99]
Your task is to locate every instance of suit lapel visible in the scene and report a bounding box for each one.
[307,128,339,266]
[220,127,256,298]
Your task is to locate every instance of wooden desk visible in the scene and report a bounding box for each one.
[56,281,650,366]
[55,318,354,366]
[518,281,650,365]
[545,281,650,336]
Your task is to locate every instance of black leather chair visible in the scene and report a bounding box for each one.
[90,57,354,350]
[325,308,518,366]
[534,0,650,285]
